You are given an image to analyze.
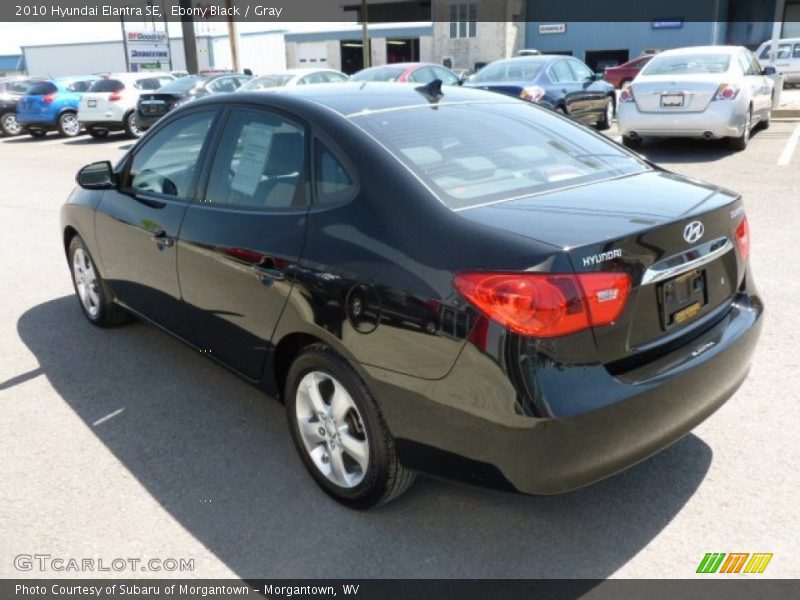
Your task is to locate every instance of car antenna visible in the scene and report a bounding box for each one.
[415,78,444,103]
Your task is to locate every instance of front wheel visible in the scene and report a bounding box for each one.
[1,111,21,136]
[596,97,614,130]
[57,112,81,137]
[285,344,415,509]
[68,236,130,327]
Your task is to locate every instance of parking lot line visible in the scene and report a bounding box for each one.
[778,124,800,166]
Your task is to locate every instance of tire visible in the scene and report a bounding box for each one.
[619,78,632,89]
[596,97,614,130]
[27,128,47,138]
[88,128,109,139]
[1,111,21,136]
[57,111,81,137]
[285,344,415,509]
[123,111,143,138]
[760,99,772,130]
[622,135,642,149]
[68,235,130,327]
[729,106,752,151]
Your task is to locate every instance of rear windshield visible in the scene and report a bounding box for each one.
[351,67,406,82]
[352,102,647,210]
[158,75,204,92]
[239,74,293,90]
[26,81,57,95]
[644,54,731,75]
[89,79,124,93]
[470,59,545,82]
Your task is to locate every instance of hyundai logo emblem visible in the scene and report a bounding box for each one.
[683,221,705,244]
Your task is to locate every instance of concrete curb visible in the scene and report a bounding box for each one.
[774,109,800,118]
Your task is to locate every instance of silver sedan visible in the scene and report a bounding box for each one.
[617,45,775,151]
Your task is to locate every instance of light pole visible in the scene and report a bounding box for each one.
[361,0,371,69]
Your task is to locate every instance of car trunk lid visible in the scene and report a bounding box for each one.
[631,74,727,113]
[138,92,181,117]
[458,170,746,364]
[465,81,526,98]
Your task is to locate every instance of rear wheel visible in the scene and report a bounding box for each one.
[57,112,81,137]
[285,344,415,509]
[68,235,130,327]
[596,97,614,130]
[88,128,109,139]
[729,106,752,151]
[123,111,142,138]
[1,111,21,136]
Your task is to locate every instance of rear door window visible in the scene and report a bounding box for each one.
[550,60,575,83]
[315,141,356,207]
[203,109,307,210]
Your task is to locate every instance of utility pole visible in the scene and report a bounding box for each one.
[226,0,241,72]
[161,0,173,71]
[179,0,199,74]
[361,0,370,69]
[120,15,130,71]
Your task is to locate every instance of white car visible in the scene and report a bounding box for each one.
[755,38,800,86]
[237,68,349,91]
[78,72,175,138]
[617,46,775,151]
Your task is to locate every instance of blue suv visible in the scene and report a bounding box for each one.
[16,76,99,138]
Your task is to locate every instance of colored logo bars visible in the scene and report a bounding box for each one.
[697,552,773,574]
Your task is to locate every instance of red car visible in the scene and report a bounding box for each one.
[350,62,462,86]
[603,55,653,89]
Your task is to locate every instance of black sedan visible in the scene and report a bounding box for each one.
[0,76,38,136]
[464,55,616,129]
[62,83,762,508]
[135,73,251,131]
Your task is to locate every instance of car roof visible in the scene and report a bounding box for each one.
[657,45,746,56]
[277,68,343,75]
[229,81,517,117]
[360,62,435,70]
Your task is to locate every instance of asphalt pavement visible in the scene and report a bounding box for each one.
[1,120,799,579]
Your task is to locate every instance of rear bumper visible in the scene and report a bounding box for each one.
[618,102,743,138]
[135,112,163,130]
[368,291,763,494]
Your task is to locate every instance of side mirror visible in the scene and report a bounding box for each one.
[762,66,777,76]
[76,161,116,190]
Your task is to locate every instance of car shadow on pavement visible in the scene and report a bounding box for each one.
[18,296,714,579]
[638,128,768,164]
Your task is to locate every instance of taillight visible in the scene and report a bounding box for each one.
[735,216,750,262]
[453,272,630,338]
[109,92,123,101]
[42,94,55,104]
[619,85,635,103]
[713,84,740,101]
[520,86,545,102]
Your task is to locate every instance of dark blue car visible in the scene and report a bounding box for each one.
[16,75,99,138]
[464,55,616,130]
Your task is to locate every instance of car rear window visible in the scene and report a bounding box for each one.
[26,82,57,95]
[352,102,647,210]
[470,59,545,82]
[239,75,293,90]
[89,79,125,93]
[644,53,731,75]
[158,75,203,92]
[351,67,407,82]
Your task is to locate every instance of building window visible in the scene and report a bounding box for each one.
[449,3,476,39]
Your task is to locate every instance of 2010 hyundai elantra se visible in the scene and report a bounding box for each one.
[61,82,763,508]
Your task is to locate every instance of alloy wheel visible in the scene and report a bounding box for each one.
[72,248,100,317]
[2,113,20,135]
[294,370,370,488]
[61,113,80,136]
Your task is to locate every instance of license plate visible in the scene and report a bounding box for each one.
[88,99,97,107]
[659,268,707,329]
[660,93,685,107]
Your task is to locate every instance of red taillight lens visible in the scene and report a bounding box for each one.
[735,216,750,262]
[713,84,740,101]
[453,272,630,337]
[42,94,55,104]
[109,92,123,101]
[619,85,635,103]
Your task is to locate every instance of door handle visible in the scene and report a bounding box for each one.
[151,230,175,248]
[253,263,285,282]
